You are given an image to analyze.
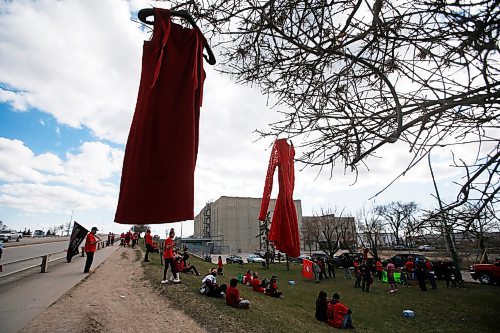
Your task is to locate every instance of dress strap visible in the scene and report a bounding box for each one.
[150,9,172,89]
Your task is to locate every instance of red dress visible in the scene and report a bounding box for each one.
[259,139,300,257]
[115,8,206,224]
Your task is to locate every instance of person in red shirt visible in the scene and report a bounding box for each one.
[217,256,224,275]
[161,228,178,284]
[251,272,265,293]
[83,227,101,273]
[243,270,253,285]
[131,232,139,248]
[120,232,125,246]
[375,259,383,282]
[327,292,354,329]
[405,257,415,280]
[226,278,250,309]
[144,229,154,262]
[265,275,283,298]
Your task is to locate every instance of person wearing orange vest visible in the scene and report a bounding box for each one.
[144,229,154,262]
[161,228,179,284]
[83,227,101,273]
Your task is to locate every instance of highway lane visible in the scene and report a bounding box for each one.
[0,240,70,280]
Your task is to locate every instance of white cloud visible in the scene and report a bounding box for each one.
[0,138,122,213]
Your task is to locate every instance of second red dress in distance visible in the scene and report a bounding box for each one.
[259,139,300,257]
[115,8,206,224]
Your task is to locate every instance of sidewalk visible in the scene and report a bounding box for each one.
[0,244,118,333]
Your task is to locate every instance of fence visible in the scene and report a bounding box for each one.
[0,241,107,279]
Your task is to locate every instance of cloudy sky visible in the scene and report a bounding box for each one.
[0,0,475,237]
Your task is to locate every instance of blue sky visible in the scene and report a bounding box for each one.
[0,0,486,238]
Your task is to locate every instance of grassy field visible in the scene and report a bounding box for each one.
[140,244,500,332]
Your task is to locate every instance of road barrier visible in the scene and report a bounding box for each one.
[1,241,109,278]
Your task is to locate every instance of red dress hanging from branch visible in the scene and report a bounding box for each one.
[259,139,300,257]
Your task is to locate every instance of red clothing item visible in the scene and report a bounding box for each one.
[258,139,300,257]
[163,237,174,258]
[226,286,241,307]
[376,260,383,271]
[217,259,223,269]
[243,273,252,285]
[405,261,414,271]
[145,233,153,245]
[327,302,350,328]
[115,8,206,224]
[84,233,96,253]
[252,278,265,293]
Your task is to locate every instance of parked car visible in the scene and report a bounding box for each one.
[32,230,45,237]
[470,259,500,284]
[417,245,435,251]
[226,255,244,265]
[311,252,329,261]
[385,253,426,268]
[0,230,23,242]
[290,254,312,263]
[247,254,266,264]
[336,252,364,268]
[393,244,409,251]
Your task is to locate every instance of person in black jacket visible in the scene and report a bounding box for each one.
[315,291,328,322]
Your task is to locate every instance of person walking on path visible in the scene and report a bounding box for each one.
[161,228,178,284]
[144,229,154,262]
[83,227,101,273]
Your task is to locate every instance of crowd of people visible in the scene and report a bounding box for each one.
[116,227,470,330]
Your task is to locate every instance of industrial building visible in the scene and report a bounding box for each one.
[192,196,303,254]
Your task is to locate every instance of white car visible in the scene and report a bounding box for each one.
[247,254,266,263]
[417,245,435,251]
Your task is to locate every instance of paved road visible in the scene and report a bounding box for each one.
[0,244,118,333]
[0,240,71,281]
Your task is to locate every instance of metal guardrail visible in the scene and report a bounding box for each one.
[0,241,108,278]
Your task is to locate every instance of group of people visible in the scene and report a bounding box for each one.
[242,270,284,298]
[312,257,335,283]
[119,230,139,248]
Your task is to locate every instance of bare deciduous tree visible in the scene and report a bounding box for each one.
[357,206,384,260]
[376,201,419,245]
[153,0,499,219]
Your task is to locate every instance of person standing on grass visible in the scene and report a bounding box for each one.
[405,257,415,281]
[386,259,398,293]
[327,257,335,278]
[426,259,437,289]
[415,259,427,291]
[83,227,101,273]
[161,228,179,284]
[144,229,153,262]
[226,278,250,309]
[327,293,354,329]
[375,259,383,282]
[342,256,352,279]
[217,255,224,275]
[360,260,372,292]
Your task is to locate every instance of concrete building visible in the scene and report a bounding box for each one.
[193,196,303,254]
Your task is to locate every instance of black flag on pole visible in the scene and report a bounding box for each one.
[66,221,88,262]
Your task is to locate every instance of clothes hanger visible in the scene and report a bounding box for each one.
[138,8,216,65]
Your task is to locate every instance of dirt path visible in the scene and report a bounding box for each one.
[20,247,207,333]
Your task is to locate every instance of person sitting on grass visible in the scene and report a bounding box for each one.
[327,293,354,329]
[175,257,201,276]
[226,278,250,309]
[200,268,227,297]
[265,275,283,298]
[243,270,253,285]
[251,272,266,293]
[315,291,328,322]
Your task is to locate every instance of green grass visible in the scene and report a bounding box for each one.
[140,241,500,332]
